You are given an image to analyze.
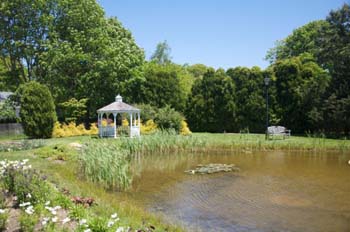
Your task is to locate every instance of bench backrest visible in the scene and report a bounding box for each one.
[268,126,286,134]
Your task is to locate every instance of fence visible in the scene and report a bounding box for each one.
[0,123,23,136]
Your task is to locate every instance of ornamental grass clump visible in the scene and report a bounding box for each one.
[80,141,132,190]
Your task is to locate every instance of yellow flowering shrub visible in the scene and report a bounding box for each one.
[52,122,98,137]
[88,123,98,135]
[180,120,191,136]
[122,118,129,126]
[52,122,65,138]
[141,119,158,134]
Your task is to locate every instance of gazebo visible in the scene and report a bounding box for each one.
[97,95,140,138]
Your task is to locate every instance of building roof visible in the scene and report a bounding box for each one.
[0,92,13,101]
[97,95,140,113]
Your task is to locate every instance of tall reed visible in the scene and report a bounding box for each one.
[79,140,132,190]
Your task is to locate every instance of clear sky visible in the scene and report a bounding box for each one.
[98,0,346,69]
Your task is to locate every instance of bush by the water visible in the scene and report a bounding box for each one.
[154,105,183,132]
[17,82,56,138]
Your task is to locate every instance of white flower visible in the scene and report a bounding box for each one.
[111,213,118,219]
[0,209,6,214]
[26,193,32,198]
[19,202,31,207]
[54,206,61,210]
[84,229,91,232]
[51,217,58,223]
[45,201,50,206]
[116,227,124,232]
[25,206,34,215]
[42,217,50,226]
[107,220,115,227]
[22,159,29,163]
[62,217,71,224]
[79,219,87,225]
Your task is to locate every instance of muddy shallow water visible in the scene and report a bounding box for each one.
[122,151,350,232]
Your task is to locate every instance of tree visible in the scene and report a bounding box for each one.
[273,54,330,133]
[18,82,56,138]
[150,41,172,64]
[186,69,236,132]
[265,20,328,63]
[135,62,187,112]
[317,4,350,99]
[226,66,266,132]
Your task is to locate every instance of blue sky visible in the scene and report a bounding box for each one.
[98,0,346,69]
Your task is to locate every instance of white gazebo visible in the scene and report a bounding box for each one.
[97,95,140,138]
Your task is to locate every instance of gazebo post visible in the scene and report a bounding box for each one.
[113,113,117,138]
[138,112,140,127]
[130,113,133,138]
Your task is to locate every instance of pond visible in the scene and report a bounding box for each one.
[122,151,350,232]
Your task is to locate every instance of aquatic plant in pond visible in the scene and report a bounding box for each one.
[80,140,132,190]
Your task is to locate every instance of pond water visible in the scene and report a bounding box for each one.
[123,151,350,232]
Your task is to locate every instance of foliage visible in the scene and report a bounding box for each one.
[18,82,57,138]
[58,98,88,123]
[180,121,191,136]
[135,104,158,122]
[52,122,97,138]
[80,140,132,190]
[141,120,158,135]
[186,69,236,132]
[273,54,330,133]
[226,66,267,132]
[136,62,187,112]
[150,40,172,64]
[0,99,18,123]
[19,212,39,232]
[154,106,183,132]
[265,20,328,63]
[34,144,77,161]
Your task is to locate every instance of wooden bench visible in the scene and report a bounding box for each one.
[267,126,291,139]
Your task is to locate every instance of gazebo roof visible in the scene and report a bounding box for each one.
[97,95,140,113]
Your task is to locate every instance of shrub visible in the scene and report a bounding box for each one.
[154,105,183,132]
[141,119,158,134]
[180,120,192,136]
[135,104,157,122]
[0,98,18,123]
[34,144,77,161]
[52,122,97,138]
[18,82,57,138]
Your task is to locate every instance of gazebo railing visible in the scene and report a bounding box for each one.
[99,125,115,137]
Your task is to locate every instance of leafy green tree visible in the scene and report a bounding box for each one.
[317,4,350,99]
[136,62,187,112]
[266,20,328,63]
[58,98,88,123]
[18,82,56,138]
[0,0,53,83]
[186,69,236,132]
[150,41,172,64]
[187,64,209,79]
[273,54,330,133]
[226,66,266,132]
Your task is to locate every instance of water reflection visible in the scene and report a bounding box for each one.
[125,151,350,232]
